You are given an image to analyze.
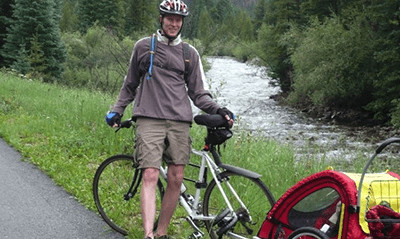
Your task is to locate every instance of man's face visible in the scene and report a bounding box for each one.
[161,14,183,38]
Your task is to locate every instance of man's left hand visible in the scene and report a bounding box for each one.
[217,107,235,127]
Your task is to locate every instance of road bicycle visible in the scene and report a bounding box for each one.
[93,114,276,239]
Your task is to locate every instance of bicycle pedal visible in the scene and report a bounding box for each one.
[123,193,132,200]
[216,216,238,237]
[212,208,230,226]
[189,231,203,239]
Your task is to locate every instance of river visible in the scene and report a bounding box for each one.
[203,57,396,161]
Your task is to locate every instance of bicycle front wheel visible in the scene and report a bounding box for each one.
[93,155,164,236]
[203,171,275,239]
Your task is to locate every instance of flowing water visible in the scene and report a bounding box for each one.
[202,57,396,161]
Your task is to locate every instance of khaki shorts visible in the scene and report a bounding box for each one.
[135,117,191,169]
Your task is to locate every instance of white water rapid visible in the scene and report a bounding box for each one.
[202,57,385,161]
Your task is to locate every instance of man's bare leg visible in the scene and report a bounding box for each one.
[155,164,184,236]
[141,167,160,239]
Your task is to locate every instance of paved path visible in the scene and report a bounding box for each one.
[0,138,125,239]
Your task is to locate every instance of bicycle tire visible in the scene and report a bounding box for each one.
[203,171,275,239]
[93,154,164,236]
[288,227,329,239]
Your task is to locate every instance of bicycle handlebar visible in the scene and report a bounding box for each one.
[115,114,230,133]
[114,119,134,132]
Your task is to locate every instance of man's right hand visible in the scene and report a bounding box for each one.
[105,112,122,127]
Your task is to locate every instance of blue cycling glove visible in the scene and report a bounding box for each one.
[105,112,122,127]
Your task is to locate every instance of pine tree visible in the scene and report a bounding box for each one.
[300,0,342,20]
[234,10,254,41]
[11,44,30,74]
[0,0,15,67]
[28,33,47,78]
[78,0,125,35]
[198,9,214,43]
[2,0,66,81]
[60,0,79,32]
[253,0,266,34]
[182,0,201,38]
[183,0,215,39]
[214,0,233,22]
[124,0,158,36]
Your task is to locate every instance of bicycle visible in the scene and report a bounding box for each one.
[93,114,276,239]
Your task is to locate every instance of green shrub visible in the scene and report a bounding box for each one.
[288,15,375,108]
[256,23,293,91]
[231,41,258,62]
[62,25,135,93]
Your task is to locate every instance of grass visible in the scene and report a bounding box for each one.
[0,71,132,209]
[1,71,398,238]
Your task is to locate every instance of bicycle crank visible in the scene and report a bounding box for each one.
[186,216,204,238]
[217,216,238,238]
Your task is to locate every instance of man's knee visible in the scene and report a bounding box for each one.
[167,166,184,186]
[142,168,160,184]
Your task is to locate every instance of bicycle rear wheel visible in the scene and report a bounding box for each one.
[203,171,275,239]
[93,154,164,236]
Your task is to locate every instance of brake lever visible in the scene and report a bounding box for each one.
[114,126,122,133]
[114,119,133,133]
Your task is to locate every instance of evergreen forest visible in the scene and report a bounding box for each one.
[1,0,400,128]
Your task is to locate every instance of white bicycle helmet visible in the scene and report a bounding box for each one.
[159,0,189,17]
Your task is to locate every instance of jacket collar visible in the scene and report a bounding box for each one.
[157,29,182,46]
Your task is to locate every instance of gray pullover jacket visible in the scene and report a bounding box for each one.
[112,30,220,122]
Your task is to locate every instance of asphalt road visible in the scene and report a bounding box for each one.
[0,138,125,239]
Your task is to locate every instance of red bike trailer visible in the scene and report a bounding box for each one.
[256,138,400,239]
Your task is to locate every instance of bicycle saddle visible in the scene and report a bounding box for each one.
[194,114,228,128]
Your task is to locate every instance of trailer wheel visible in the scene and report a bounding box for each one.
[288,227,329,239]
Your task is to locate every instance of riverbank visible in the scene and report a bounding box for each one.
[271,91,400,144]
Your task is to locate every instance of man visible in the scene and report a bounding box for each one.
[105,1,234,238]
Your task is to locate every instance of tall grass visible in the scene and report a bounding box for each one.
[0,71,131,207]
[3,71,391,238]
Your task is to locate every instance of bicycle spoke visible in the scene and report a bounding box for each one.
[93,155,164,237]
[203,171,274,239]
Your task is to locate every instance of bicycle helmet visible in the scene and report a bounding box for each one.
[159,0,189,17]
